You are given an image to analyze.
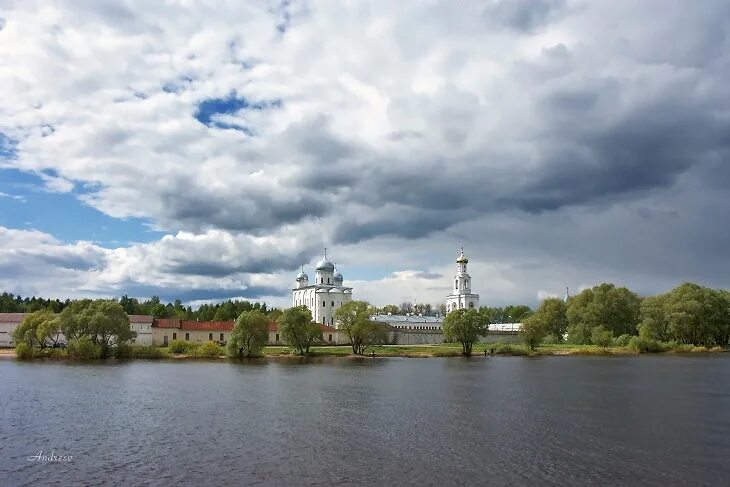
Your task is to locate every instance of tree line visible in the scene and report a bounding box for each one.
[521,282,730,351]
[1,292,276,320]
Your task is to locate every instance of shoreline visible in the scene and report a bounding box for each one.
[1,344,726,361]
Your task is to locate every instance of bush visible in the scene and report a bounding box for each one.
[628,336,663,353]
[115,344,169,359]
[614,334,632,347]
[493,343,529,356]
[591,326,614,348]
[66,337,101,359]
[194,341,224,358]
[663,340,693,353]
[168,339,197,354]
[15,342,33,360]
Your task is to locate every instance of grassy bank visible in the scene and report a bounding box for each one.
[2,342,725,361]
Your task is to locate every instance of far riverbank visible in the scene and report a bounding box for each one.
[0,343,726,361]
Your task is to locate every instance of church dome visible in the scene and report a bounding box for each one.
[456,247,468,264]
[296,270,308,281]
[333,269,343,282]
[315,258,335,272]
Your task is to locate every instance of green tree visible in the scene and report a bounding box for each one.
[520,314,547,351]
[638,295,670,341]
[443,308,488,355]
[58,300,135,358]
[532,298,567,342]
[504,304,534,322]
[380,304,400,315]
[663,283,729,346]
[336,301,387,355]
[12,309,60,350]
[279,306,321,355]
[566,283,640,343]
[227,310,269,358]
[591,325,614,347]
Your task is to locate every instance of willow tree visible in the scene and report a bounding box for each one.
[443,308,488,355]
[336,300,387,355]
[279,306,321,355]
[227,310,269,358]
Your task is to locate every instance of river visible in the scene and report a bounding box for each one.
[1,355,729,486]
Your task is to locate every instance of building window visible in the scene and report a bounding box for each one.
[209,333,213,341]
[322,317,325,324]
[469,302,474,309]
[276,333,280,342]
[331,301,334,307]
[328,334,332,342]
[173,333,177,340]
[327,278,330,284]
[185,333,189,340]
[220,333,224,341]
[455,279,458,289]
[323,301,326,307]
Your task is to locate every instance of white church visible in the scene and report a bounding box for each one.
[294,247,481,328]
[292,250,353,326]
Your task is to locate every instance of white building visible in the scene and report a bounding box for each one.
[445,247,480,311]
[292,250,353,326]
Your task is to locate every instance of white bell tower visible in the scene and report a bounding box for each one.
[445,247,480,312]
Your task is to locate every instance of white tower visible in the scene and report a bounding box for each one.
[445,247,480,312]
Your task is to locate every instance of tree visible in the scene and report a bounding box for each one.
[634,283,730,346]
[638,295,670,341]
[380,304,400,315]
[57,300,135,358]
[227,310,269,358]
[279,306,321,355]
[12,309,60,350]
[532,298,567,342]
[399,302,414,315]
[520,314,547,351]
[591,325,614,348]
[566,283,640,343]
[504,305,534,322]
[336,301,387,355]
[443,308,488,355]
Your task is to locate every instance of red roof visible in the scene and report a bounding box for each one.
[180,320,234,331]
[320,324,337,332]
[0,313,29,323]
[153,318,182,329]
[268,322,278,332]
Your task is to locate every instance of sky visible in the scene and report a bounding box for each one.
[0,0,728,309]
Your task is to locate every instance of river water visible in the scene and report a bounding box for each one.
[1,355,729,486]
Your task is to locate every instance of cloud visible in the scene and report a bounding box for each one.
[0,1,728,305]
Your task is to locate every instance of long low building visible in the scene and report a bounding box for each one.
[0,313,347,348]
[371,314,523,345]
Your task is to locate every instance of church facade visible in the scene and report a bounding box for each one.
[445,248,480,311]
[292,250,352,326]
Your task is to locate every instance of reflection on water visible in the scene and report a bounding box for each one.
[1,355,729,486]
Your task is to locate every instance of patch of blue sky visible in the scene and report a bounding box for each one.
[194,92,282,132]
[0,167,164,246]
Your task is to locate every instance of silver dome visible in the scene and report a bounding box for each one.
[296,271,308,281]
[315,258,335,272]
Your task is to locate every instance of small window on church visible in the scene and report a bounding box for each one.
[469,302,474,309]
[331,301,334,307]
[323,301,326,307]
[327,278,330,284]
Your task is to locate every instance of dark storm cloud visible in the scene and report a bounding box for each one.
[161,250,312,277]
[155,175,327,233]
